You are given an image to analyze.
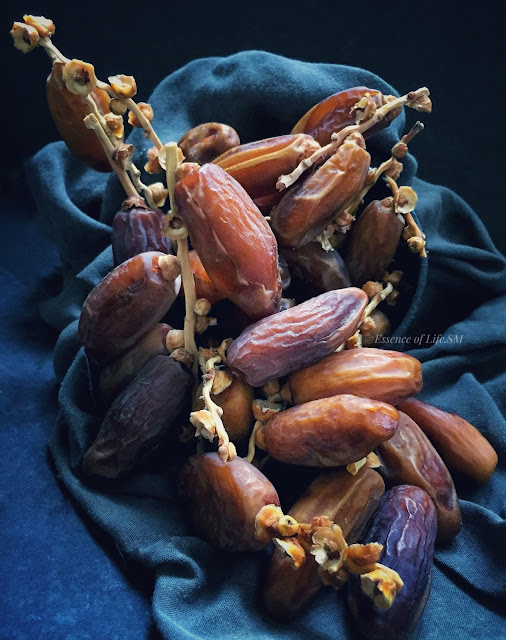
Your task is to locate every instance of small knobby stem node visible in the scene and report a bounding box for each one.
[254,505,403,608]
[276,88,431,191]
[385,176,427,257]
[190,352,236,462]
[83,114,139,198]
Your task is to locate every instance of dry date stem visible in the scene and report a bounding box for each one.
[84,114,138,198]
[190,353,236,462]
[277,88,431,190]
[346,121,425,218]
[255,505,403,608]
[385,176,427,257]
[164,143,198,367]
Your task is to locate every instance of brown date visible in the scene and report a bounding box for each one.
[270,137,370,247]
[213,134,320,206]
[194,376,255,448]
[263,467,385,621]
[182,250,225,304]
[398,398,498,485]
[226,288,368,387]
[174,164,281,320]
[98,323,172,404]
[178,122,240,165]
[281,243,351,294]
[178,452,280,551]
[257,394,399,467]
[377,411,461,542]
[112,197,172,266]
[82,354,193,479]
[46,61,111,172]
[291,86,400,146]
[288,348,422,406]
[344,197,404,287]
[362,309,391,346]
[78,251,180,365]
[347,485,437,640]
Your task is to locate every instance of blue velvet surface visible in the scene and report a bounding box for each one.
[6,51,505,638]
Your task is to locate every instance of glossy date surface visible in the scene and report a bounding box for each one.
[175,164,281,320]
[288,348,422,406]
[259,394,399,466]
[178,452,280,552]
[377,411,461,542]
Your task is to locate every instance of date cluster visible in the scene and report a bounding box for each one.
[11,15,499,640]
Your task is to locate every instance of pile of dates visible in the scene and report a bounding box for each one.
[12,15,499,639]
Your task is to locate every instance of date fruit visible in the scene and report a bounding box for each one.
[263,467,385,621]
[344,197,404,287]
[82,354,193,479]
[46,61,111,172]
[397,398,498,485]
[291,87,400,146]
[213,134,320,206]
[98,323,171,403]
[257,394,399,466]
[270,136,370,247]
[184,250,225,304]
[178,122,240,165]
[112,196,172,266]
[281,243,351,293]
[227,288,368,387]
[175,164,281,320]
[178,452,279,551]
[288,348,422,406]
[347,485,437,640]
[377,411,461,542]
[78,251,180,365]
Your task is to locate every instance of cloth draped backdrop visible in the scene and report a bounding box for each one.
[23,52,506,638]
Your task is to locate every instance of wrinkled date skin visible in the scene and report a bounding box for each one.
[178,122,240,165]
[288,348,422,406]
[291,87,400,146]
[99,323,171,404]
[46,61,111,172]
[82,355,193,479]
[281,243,351,294]
[227,288,368,387]
[398,398,498,485]
[78,251,181,365]
[264,467,385,622]
[175,164,281,320]
[347,485,437,640]
[178,452,280,552]
[270,138,370,247]
[344,197,404,287]
[213,134,320,207]
[112,197,172,266]
[377,412,461,542]
[259,394,399,467]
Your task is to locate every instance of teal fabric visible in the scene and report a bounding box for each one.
[27,51,506,638]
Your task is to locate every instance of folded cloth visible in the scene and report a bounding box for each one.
[27,51,506,639]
